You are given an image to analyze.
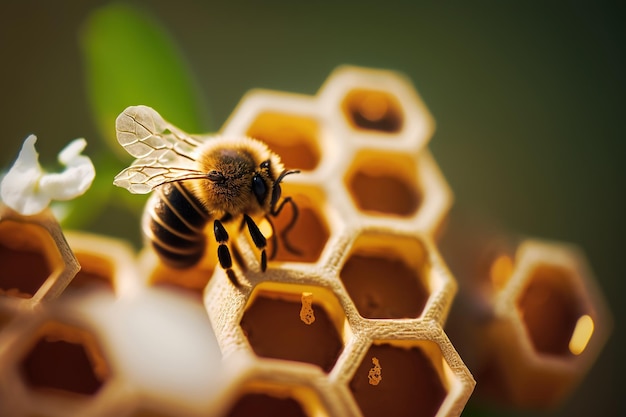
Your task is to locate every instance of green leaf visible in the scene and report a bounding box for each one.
[80,2,210,158]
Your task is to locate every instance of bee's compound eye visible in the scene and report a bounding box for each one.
[252,174,267,205]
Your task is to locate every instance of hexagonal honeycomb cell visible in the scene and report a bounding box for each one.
[0,221,56,299]
[245,111,322,171]
[0,206,79,307]
[240,282,349,372]
[350,341,447,417]
[317,66,434,152]
[19,321,109,397]
[266,184,331,264]
[341,89,404,133]
[444,233,612,408]
[517,264,588,357]
[344,150,421,218]
[340,232,444,320]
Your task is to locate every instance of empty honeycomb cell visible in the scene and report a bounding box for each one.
[458,239,613,407]
[517,265,586,357]
[344,151,421,217]
[19,322,109,396]
[350,341,448,417]
[260,185,330,264]
[240,283,348,372]
[340,233,430,319]
[0,220,63,299]
[66,252,115,293]
[342,89,404,133]
[245,111,321,171]
[224,381,329,417]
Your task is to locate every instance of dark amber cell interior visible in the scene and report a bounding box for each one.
[345,153,421,218]
[350,343,447,417]
[20,325,108,396]
[342,89,404,133]
[341,254,428,319]
[0,221,60,298]
[226,393,307,417]
[246,111,321,171]
[517,265,585,357]
[349,171,420,217]
[241,292,343,372]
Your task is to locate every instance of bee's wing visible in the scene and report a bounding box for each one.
[114,105,205,194]
[116,105,202,160]
[114,163,205,194]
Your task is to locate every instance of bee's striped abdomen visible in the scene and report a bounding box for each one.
[144,182,210,268]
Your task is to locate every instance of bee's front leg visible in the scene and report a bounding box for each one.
[243,214,267,272]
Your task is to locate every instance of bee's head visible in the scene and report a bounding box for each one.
[195,138,297,216]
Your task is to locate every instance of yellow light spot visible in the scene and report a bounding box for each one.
[569,314,594,355]
[258,219,273,238]
[368,357,382,386]
[490,255,514,289]
[300,292,315,325]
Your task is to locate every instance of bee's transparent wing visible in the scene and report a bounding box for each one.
[115,105,201,160]
[114,164,207,194]
[114,105,205,194]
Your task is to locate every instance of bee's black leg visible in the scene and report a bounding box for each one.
[214,219,240,287]
[271,196,302,255]
[243,214,267,271]
[264,215,279,260]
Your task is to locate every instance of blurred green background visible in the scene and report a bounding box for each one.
[0,1,623,416]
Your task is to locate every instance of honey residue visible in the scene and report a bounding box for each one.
[368,357,382,386]
[300,292,315,325]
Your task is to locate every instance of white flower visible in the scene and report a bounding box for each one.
[0,135,95,216]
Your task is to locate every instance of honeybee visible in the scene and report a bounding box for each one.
[113,105,300,286]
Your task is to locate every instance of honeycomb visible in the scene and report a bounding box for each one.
[442,231,612,408]
[0,66,611,416]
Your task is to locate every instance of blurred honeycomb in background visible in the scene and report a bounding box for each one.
[0,66,612,417]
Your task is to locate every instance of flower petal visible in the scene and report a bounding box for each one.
[0,135,50,215]
[39,138,96,201]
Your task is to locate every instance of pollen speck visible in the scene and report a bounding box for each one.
[368,357,382,386]
[300,292,315,325]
